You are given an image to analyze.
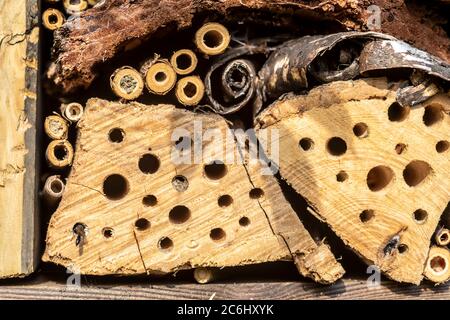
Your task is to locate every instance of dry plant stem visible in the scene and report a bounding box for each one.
[175,76,205,106]
[87,0,99,6]
[435,228,450,246]
[424,246,450,284]
[193,267,216,284]
[45,140,74,169]
[195,23,230,56]
[110,66,144,100]
[43,175,65,206]
[141,59,177,95]
[61,102,84,122]
[44,115,68,140]
[63,0,88,14]
[42,9,65,31]
[170,49,198,75]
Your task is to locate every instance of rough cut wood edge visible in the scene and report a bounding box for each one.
[256,78,450,284]
[0,0,39,278]
[0,276,449,300]
[43,99,343,284]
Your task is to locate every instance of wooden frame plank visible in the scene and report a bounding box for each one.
[0,0,39,278]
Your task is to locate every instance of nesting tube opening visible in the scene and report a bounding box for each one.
[42,9,65,31]
[424,246,450,284]
[62,102,84,122]
[44,115,69,140]
[45,140,74,169]
[43,175,65,205]
[170,49,198,75]
[436,228,450,246]
[110,66,144,100]
[63,0,88,14]
[175,76,205,106]
[195,23,230,56]
[144,61,177,95]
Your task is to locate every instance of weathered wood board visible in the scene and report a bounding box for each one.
[256,78,450,284]
[43,99,344,283]
[0,0,39,278]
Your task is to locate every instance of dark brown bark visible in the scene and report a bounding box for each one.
[48,0,450,94]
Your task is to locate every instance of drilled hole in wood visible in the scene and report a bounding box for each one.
[395,143,407,155]
[50,180,64,193]
[204,30,223,48]
[366,165,394,191]
[176,54,192,70]
[174,136,192,151]
[423,105,443,126]
[135,218,150,231]
[359,210,375,223]
[158,237,173,251]
[102,227,114,238]
[142,195,157,207]
[403,160,432,187]
[436,140,449,153]
[54,145,68,161]
[327,137,347,156]
[388,102,409,122]
[398,244,408,254]
[139,154,160,174]
[218,194,233,207]
[249,188,264,199]
[73,223,87,236]
[430,256,446,273]
[299,138,314,151]
[353,122,369,138]
[239,216,251,227]
[108,128,125,143]
[204,161,227,180]
[169,205,191,224]
[210,228,226,242]
[172,175,189,192]
[103,174,129,200]
[413,209,428,223]
[336,171,348,182]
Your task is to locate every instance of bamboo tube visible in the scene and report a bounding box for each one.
[61,102,84,122]
[110,66,144,100]
[46,140,74,169]
[435,228,450,246]
[141,59,177,95]
[44,115,69,140]
[424,246,450,284]
[195,23,230,56]
[175,76,205,106]
[87,0,99,6]
[170,49,198,75]
[63,0,88,14]
[42,175,65,206]
[193,267,216,284]
[42,8,65,31]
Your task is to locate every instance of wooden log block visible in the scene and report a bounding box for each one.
[0,0,39,278]
[255,78,450,284]
[43,98,344,284]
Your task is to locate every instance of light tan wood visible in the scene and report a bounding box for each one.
[110,66,144,100]
[43,98,343,283]
[256,78,450,284]
[195,23,230,56]
[424,246,450,284]
[0,0,39,278]
[175,76,205,106]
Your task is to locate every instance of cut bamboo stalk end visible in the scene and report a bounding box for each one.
[435,228,450,246]
[143,60,177,95]
[44,115,69,140]
[424,246,450,284]
[175,76,205,106]
[42,9,65,31]
[45,140,74,169]
[193,267,216,284]
[170,49,198,75]
[63,0,88,14]
[61,102,84,122]
[87,0,99,6]
[43,175,65,206]
[110,66,144,100]
[195,23,230,56]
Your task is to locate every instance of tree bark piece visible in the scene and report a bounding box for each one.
[43,98,343,284]
[255,78,450,284]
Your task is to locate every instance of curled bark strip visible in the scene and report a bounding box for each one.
[360,40,450,83]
